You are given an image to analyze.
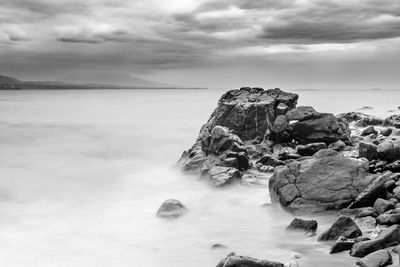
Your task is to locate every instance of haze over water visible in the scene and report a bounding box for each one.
[0,88,400,267]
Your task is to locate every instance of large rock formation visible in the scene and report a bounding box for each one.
[269,149,374,212]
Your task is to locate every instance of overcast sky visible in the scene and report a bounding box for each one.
[0,0,399,89]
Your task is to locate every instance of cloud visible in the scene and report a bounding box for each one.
[56,25,131,44]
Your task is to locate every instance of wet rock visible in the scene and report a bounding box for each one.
[359,141,378,161]
[286,106,317,121]
[361,126,378,136]
[376,213,400,225]
[358,106,374,111]
[356,249,392,267]
[381,128,392,137]
[276,103,289,115]
[350,225,400,257]
[269,149,372,213]
[328,140,346,151]
[355,216,377,231]
[216,254,284,267]
[208,166,241,187]
[240,171,270,187]
[156,199,187,218]
[373,198,395,214]
[287,113,351,145]
[330,236,356,254]
[271,115,289,133]
[340,207,379,218]
[256,155,285,167]
[286,218,318,234]
[377,139,400,162]
[295,142,327,156]
[318,216,362,241]
[211,243,227,249]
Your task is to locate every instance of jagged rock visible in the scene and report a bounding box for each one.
[349,173,393,209]
[359,142,378,161]
[286,106,317,121]
[330,236,356,254]
[156,199,187,218]
[286,218,318,234]
[328,140,346,151]
[256,155,284,167]
[361,126,378,136]
[376,213,400,225]
[216,254,284,267]
[269,149,372,212]
[373,198,395,214]
[377,138,400,162]
[295,142,327,156]
[287,113,351,145]
[381,128,392,137]
[350,225,400,257]
[356,249,392,267]
[208,166,241,187]
[318,216,362,241]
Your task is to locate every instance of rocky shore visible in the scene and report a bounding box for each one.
[170,87,400,266]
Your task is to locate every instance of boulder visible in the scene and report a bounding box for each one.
[318,216,362,241]
[359,142,378,161]
[337,112,382,125]
[328,140,346,151]
[208,166,241,187]
[355,216,377,231]
[295,142,327,156]
[350,225,400,257]
[286,218,318,234]
[377,139,400,162]
[269,149,372,212]
[156,199,187,218]
[339,207,379,218]
[287,113,351,145]
[373,198,395,214]
[271,115,288,133]
[216,254,284,267]
[361,126,378,136]
[330,236,356,254]
[356,249,392,267]
[286,106,317,121]
[381,128,392,137]
[376,213,400,225]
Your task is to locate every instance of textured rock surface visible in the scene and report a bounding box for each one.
[269,149,373,212]
[156,199,187,218]
[356,249,392,267]
[318,216,362,241]
[286,218,318,234]
[216,254,284,267]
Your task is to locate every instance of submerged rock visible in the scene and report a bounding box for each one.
[318,216,362,241]
[286,218,318,234]
[269,149,372,212]
[216,254,284,267]
[208,166,241,187]
[156,199,187,218]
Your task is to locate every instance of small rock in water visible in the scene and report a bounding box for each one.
[156,199,187,218]
[361,126,378,136]
[286,218,318,234]
[211,243,227,249]
[318,216,362,241]
[356,249,392,267]
[216,254,284,267]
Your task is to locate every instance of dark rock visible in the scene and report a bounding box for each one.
[381,128,392,137]
[156,199,187,218]
[361,126,378,136]
[286,106,317,121]
[256,155,285,167]
[216,254,284,267]
[271,115,289,133]
[276,103,289,115]
[373,198,395,214]
[359,141,379,161]
[385,159,400,172]
[330,236,356,254]
[350,225,400,257]
[287,113,351,145]
[328,140,346,151]
[376,213,400,225]
[286,218,318,234]
[384,180,396,192]
[318,216,362,241]
[211,243,227,249]
[208,166,241,187]
[377,138,400,162]
[295,142,327,156]
[356,249,392,267]
[269,149,372,212]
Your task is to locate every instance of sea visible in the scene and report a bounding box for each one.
[0,88,399,267]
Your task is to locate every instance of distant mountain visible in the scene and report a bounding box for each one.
[0,75,21,84]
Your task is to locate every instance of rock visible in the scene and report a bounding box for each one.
[385,160,400,172]
[381,128,392,137]
[211,243,227,249]
[376,213,400,225]
[269,149,372,212]
[337,112,383,125]
[373,198,395,214]
[340,207,379,218]
[156,199,187,218]
[286,218,318,234]
[271,115,289,133]
[355,216,377,231]
[349,172,393,209]
[295,142,327,156]
[377,139,400,162]
[208,166,241,187]
[361,126,378,136]
[359,141,379,161]
[215,254,284,267]
[330,236,356,254]
[328,140,346,151]
[383,115,400,128]
[318,216,362,241]
[240,171,270,187]
[276,103,289,115]
[356,249,392,267]
[358,106,374,111]
[350,225,400,257]
[256,155,285,167]
[286,106,317,121]
[287,113,351,145]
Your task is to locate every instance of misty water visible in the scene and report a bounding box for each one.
[1,89,400,267]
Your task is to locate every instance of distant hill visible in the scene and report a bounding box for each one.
[0,75,21,84]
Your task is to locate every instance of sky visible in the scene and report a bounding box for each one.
[0,0,399,89]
